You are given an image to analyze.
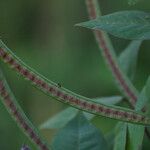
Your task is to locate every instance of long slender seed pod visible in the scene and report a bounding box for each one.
[0,70,50,150]
[0,41,149,125]
[85,0,139,107]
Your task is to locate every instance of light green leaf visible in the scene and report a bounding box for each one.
[40,107,78,129]
[136,76,150,111]
[114,77,149,150]
[118,40,142,80]
[77,11,150,40]
[135,87,147,111]
[52,113,108,150]
[114,122,128,150]
[127,124,145,150]
[126,78,150,150]
[128,0,140,5]
[93,96,123,105]
[40,96,122,129]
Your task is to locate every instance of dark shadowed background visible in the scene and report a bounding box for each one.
[0,0,150,149]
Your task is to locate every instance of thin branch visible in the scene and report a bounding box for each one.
[0,70,50,150]
[0,41,149,125]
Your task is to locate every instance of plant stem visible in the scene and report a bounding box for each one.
[86,0,139,107]
[0,70,50,150]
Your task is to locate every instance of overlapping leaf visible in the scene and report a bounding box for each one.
[114,122,128,150]
[77,11,150,40]
[51,113,108,150]
[118,40,142,80]
[126,124,145,150]
[114,77,150,150]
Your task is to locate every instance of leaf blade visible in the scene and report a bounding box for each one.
[114,122,128,150]
[118,40,142,80]
[77,11,150,40]
[127,124,145,150]
[52,113,108,150]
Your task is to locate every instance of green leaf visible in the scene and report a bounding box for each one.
[114,78,149,150]
[118,40,142,80]
[135,87,147,111]
[126,124,145,150]
[126,78,149,150]
[40,96,122,129]
[136,76,150,111]
[128,0,140,5]
[146,77,150,100]
[114,122,128,150]
[77,11,150,40]
[51,113,108,150]
[40,107,78,129]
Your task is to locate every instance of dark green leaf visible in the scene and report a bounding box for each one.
[118,40,142,80]
[77,11,150,40]
[52,113,108,150]
[105,131,115,150]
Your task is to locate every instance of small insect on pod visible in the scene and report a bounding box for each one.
[21,144,31,150]
[57,83,61,88]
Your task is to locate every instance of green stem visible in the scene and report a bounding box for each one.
[86,0,139,107]
[0,40,149,126]
[0,70,50,150]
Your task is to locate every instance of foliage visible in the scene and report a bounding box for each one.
[77,11,150,40]
[51,113,108,150]
[0,0,150,149]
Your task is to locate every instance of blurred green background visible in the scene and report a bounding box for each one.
[0,0,150,149]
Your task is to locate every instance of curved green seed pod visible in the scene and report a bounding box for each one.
[0,40,149,126]
[0,70,50,150]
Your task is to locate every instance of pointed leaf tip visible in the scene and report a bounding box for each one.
[77,11,150,40]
